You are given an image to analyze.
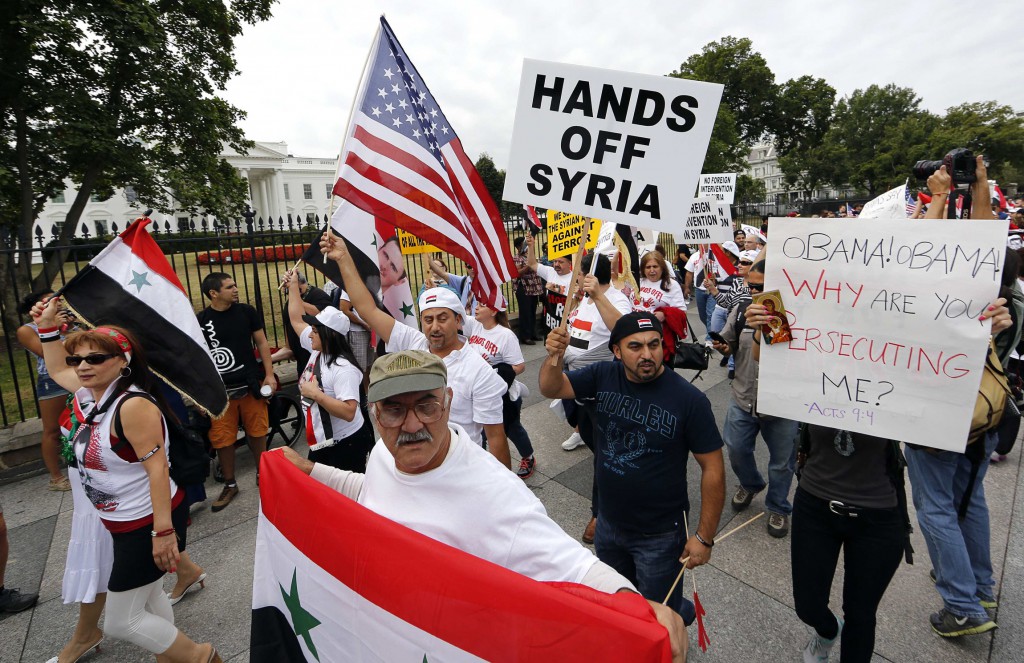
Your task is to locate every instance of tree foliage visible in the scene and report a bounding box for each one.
[0,0,274,304]
[927,101,1024,184]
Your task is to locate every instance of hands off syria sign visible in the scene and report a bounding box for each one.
[756,218,1006,451]
[504,59,723,235]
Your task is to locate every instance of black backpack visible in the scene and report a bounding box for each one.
[113,392,210,485]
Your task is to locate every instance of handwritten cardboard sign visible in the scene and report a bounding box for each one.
[859,183,908,220]
[503,59,722,234]
[698,173,736,203]
[546,211,602,258]
[756,218,1006,451]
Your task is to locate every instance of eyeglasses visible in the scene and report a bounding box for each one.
[747,283,765,292]
[374,397,448,428]
[65,353,118,366]
[740,261,753,266]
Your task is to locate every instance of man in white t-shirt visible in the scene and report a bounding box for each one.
[525,233,573,331]
[320,232,511,468]
[276,350,687,663]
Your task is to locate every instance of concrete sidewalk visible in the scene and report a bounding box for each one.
[2,311,1023,662]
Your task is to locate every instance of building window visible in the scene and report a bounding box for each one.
[303,184,313,200]
[283,183,290,200]
[52,221,64,236]
[90,193,102,202]
[305,212,316,225]
[94,220,109,236]
[177,217,190,232]
[325,183,333,199]
[51,192,65,203]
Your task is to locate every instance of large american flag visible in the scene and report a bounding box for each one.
[333,17,516,309]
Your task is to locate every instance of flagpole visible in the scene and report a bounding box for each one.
[662,512,764,604]
[279,21,382,292]
[549,218,592,367]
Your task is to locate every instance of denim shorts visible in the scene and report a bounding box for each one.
[37,375,69,401]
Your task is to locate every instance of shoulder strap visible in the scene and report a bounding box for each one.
[112,392,159,456]
[312,355,335,441]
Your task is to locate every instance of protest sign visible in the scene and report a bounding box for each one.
[698,173,737,203]
[503,59,723,235]
[547,211,602,259]
[679,198,732,244]
[859,182,908,219]
[634,227,656,256]
[397,228,439,255]
[756,218,1006,451]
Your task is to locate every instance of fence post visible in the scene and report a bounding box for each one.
[244,206,265,320]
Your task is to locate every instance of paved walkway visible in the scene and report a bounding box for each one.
[2,309,1023,662]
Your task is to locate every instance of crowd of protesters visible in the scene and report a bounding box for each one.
[3,154,1022,662]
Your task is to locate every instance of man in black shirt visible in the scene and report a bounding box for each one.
[540,312,725,626]
[198,272,275,511]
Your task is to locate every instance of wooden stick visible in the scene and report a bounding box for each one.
[548,217,591,367]
[662,512,765,604]
[276,258,304,293]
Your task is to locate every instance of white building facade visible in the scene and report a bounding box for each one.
[35,141,339,239]
[744,140,855,205]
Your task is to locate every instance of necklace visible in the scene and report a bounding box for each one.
[833,430,855,457]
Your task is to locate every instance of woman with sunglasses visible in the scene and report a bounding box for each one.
[31,297,221,663]
[285,271,375,472]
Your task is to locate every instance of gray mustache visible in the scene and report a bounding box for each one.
[396,430,432,446]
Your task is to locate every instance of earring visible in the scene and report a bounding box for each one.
[119,365,132,377]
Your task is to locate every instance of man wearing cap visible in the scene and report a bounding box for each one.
[540,312,726,625]
[711,258,798,538]
[320,233,511,468]
[277,349,688,662]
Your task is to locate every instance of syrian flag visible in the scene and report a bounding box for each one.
[58,218,227,417]
[523,204,543,232]
[301,206,417,327]
[251,453,671,662]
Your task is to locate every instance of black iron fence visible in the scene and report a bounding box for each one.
[2,206,782,427]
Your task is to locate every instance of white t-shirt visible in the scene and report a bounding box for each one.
[299,327,364,448]
[684,251,730,292]
[331,424,601,584]
[462,317,525,367]
[565,287,633,363]
[636,277,687,312]
[534,263,573,294]
[385,323,505,446]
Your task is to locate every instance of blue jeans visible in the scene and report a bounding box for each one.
[723,400,797,515]
[694,289,713,333]
[503,395,533,458]
[594,516,696,625]
[904,432,998,619]
[708,304,734,369]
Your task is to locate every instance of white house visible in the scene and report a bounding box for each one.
[35,141,339,240]
[744,139,855,205]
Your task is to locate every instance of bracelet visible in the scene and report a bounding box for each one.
[151,527,175,538]
[695,532,714,548]
[40,335,62,343]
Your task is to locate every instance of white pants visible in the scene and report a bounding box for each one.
[105,577,178,653]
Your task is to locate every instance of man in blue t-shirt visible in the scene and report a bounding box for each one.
[540,312,726,624]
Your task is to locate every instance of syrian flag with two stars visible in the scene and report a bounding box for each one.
[301,207,418,327]
[58,217,227,417]
[251,452,671,662]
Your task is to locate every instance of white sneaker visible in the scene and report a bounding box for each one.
[562,431,585,451]
[803,615,843,662]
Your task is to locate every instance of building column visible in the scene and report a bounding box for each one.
[239,168,252,211]
[273,168,288,224]
[259,177,271,224]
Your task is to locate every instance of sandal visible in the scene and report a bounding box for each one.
[168,571,207,606]
[48,476,72,492]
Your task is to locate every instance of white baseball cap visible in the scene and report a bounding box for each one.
[739,250,760,263]
[303,306,351,336]
[418,287,466,317]
[722,241,742,258]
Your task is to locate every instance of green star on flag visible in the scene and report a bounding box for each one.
[400,301,414,319]
[281,569,321,661]
[127,270,151,293]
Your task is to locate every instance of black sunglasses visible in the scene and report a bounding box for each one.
[65,353,118,366]
[740,260,754,266]
[747,283,765,292]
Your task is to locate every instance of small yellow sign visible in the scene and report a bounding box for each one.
[546,211,601,259]
[397,229,439,255]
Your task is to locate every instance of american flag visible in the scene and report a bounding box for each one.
[332,17,516,309]
[905,189,917,217]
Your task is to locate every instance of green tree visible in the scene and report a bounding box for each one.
[735,174,767,206]
[0,0,274,322]
[927,101,1024,183]
[771,76,836,157]
[792,84,938,196]
[670,36,777,144]
[700,104,747,175]
[474,152,519,222]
